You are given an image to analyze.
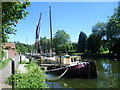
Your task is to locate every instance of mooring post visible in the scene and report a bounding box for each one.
[11,58,15,89]
[29,57,32,64]
[60,55,62,67]
[20,53,22,64]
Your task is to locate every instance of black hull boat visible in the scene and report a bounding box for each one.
[46,61,97,79]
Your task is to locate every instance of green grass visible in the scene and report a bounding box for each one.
[100,51,109,54]
[0,58,12,69]
[68,50,76,52]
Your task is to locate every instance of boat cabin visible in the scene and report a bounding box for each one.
[61,55,81,65]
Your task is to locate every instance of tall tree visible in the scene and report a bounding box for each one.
[106,4,120,53]
[15,42,33,53]
[39,37,50,54]
[53,30,70,53]
[92,22,107,40]
[87,34,101,53]
[77,31,87,53]
[2,2,30,42]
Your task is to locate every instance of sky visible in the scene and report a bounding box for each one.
[8,2,118,45]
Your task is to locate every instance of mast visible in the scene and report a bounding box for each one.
[49,5,53,56]
[35,12,42,54]
[49,5,53,57]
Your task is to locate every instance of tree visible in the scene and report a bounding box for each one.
[92,22,107,40]
[91,22,108,53]
[87,34,101,53]
[2,2,30,42]
[53,30,70,53]
[15,42,33,53]
[112,38,120,54]
[39,37,50,54]
[77,31,87,53]
[105,5,120,53]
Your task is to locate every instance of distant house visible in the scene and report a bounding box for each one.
[2,43,17,58]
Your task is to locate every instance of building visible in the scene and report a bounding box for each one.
[2,43,17,58]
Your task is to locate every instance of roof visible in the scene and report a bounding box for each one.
[2,43,16,49]
[62,55,81,58]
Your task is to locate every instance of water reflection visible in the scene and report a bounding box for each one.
[46,58,120,88]
[96,58,119,88]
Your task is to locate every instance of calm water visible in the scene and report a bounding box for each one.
[45,58,120,88]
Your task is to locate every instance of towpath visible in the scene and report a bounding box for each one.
[0,54,20,89]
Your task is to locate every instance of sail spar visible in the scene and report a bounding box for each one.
[35,12,42,54]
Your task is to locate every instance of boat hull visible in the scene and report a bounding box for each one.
[47,61,97,79]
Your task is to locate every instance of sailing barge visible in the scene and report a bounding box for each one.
[46,55,97,79]
[34,5,97,79]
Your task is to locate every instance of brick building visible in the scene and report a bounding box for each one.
[2,43,17,58]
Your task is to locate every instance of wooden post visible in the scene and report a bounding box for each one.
[20,53,22,64]
[11,58,15,89]
[60,55,62,67]
[29,57,32,64]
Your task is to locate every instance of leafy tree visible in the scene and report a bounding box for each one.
[87,34,101,53]
[15,42,33,53]
[77,31,87,53]
[92,22,107,40]
[39,37,50,54]
[91,22,108,53]
[112,38,120,54]
[2,2,30,42]
[53,30,70,53]
[105,5,120,53]
[71,42,78,51]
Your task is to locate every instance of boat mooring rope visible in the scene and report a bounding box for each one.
[46,67,68,81]
[45,66,68,72]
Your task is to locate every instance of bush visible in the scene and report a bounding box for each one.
[0,48,6,62]
[18,60,29,64]
[7,61,48,88]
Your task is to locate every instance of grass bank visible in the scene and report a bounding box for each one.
[0,58,12,69]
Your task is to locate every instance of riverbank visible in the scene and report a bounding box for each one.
[81,53,120,60]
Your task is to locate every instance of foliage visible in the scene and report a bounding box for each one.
[77,31,87,53]
[87,34,101,53]
[18,60,28,64]
[92,22,107,40]
[39,36,50,54]
[15,41,33,53]
[0,58,12,69]
[70,42,78,51]
[7,61,48,88]
[24,61,37,70]
[111,39,120,54]
[5,46,11,50]
[105,5,120,53]
[2,2,30,42]
[53,30,70,53]
[0,48,6,61]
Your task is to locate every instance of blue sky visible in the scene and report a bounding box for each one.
[8,2,118,44]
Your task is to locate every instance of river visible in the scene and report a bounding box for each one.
[45,58,120,88]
